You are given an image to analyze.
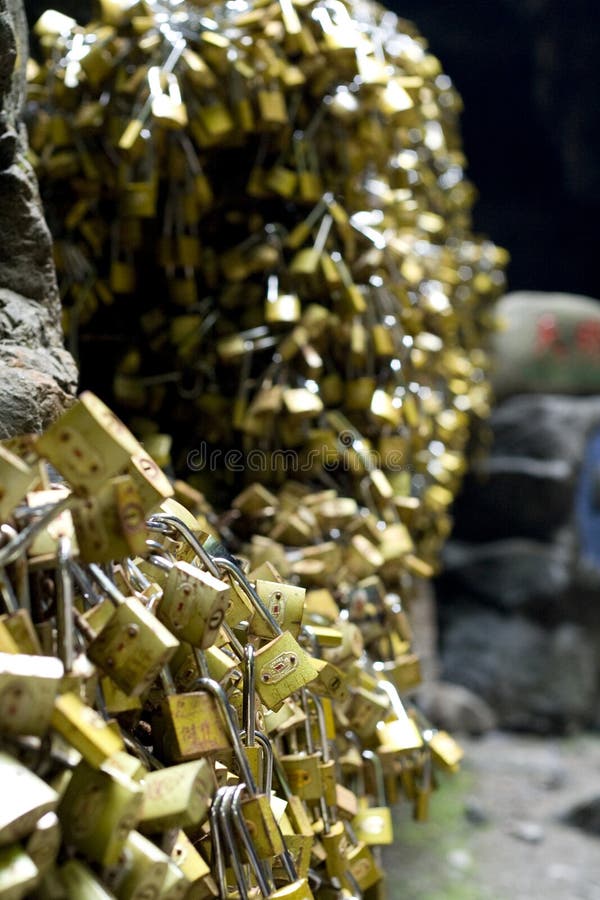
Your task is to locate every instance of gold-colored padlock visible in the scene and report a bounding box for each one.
[57,759,143,866]
[84,575,179,697]
[0,652,63,737]
[0,752,58,847]
[138,759,214,832]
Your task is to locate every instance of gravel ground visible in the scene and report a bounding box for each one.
[381,731,600,900]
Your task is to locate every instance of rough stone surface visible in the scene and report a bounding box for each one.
[440,610,599,733]
[384,732,600,900]
[0,0,77,436]
[564,797,600,836]
[440,538,573,614]
[417,681,497,736]
[438,373,600,732]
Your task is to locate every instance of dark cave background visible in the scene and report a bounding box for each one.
[393,0,600,301]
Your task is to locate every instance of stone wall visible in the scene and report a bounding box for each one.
[0,0,77,437]
[436,294,600,732]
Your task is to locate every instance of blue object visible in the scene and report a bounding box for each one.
[575,426,600,567]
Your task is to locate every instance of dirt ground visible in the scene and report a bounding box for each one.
[381,731,600,900]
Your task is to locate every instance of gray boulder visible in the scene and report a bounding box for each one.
[441,610,599,732]
[0,0,77,437]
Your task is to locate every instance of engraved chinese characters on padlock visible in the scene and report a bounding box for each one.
[157,668,232,762]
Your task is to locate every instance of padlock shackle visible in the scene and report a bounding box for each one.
[56,535,74,673]
[240,729,273,798]
[68,560,103,608]
[123,559,162,609]
[145,538,175,563]
[361,750,387,807]
[0,524,29,614]
[195,677,259,794]
[302,691,331,763]
[212,557,282,637]
[125,557,152,591]
[243,644,256,746]
[377,679,409,723]
[147,515,221,578]
[230,783,273,899]
[88,563,125,607]
[232,777,301,890]
[147,553,172,574]
[0,494,72,567]
[210,787,237,900]
[300,626,321,660]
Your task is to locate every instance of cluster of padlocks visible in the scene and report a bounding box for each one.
[0,392,463,899]
[27,0,507,582]
[9,0,509,894]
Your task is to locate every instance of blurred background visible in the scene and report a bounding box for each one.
[393,0,600,299]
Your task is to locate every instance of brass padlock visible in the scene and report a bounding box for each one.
[108,829,171,899]
[413,750,433,822]
[72,474,148,563]
[375,681,423,755]
[280,751,322,803]
[0,652,63,737]
[25,811,61,878]
[138,758,214,832]
[427,729,464,774]
[342,839,383,893]
[0,844,39,898]
[254,631,319,711]
[36,391,142,493]
[57,858,114,899]
[0,609,42,655]
[157,668,232,762]
[352,751,393,846]
[85,566,179,697]
[321,819,350,880]
[198,677,284,860]
[150,555,230,649]
[0,751,58,846]
[0,445,37,520]
[164,829,217,899]
[57,758,143,865]
[230,783,315,900]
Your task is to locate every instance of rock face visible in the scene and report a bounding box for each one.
[0,0,77,437]
[437,293,600,732]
